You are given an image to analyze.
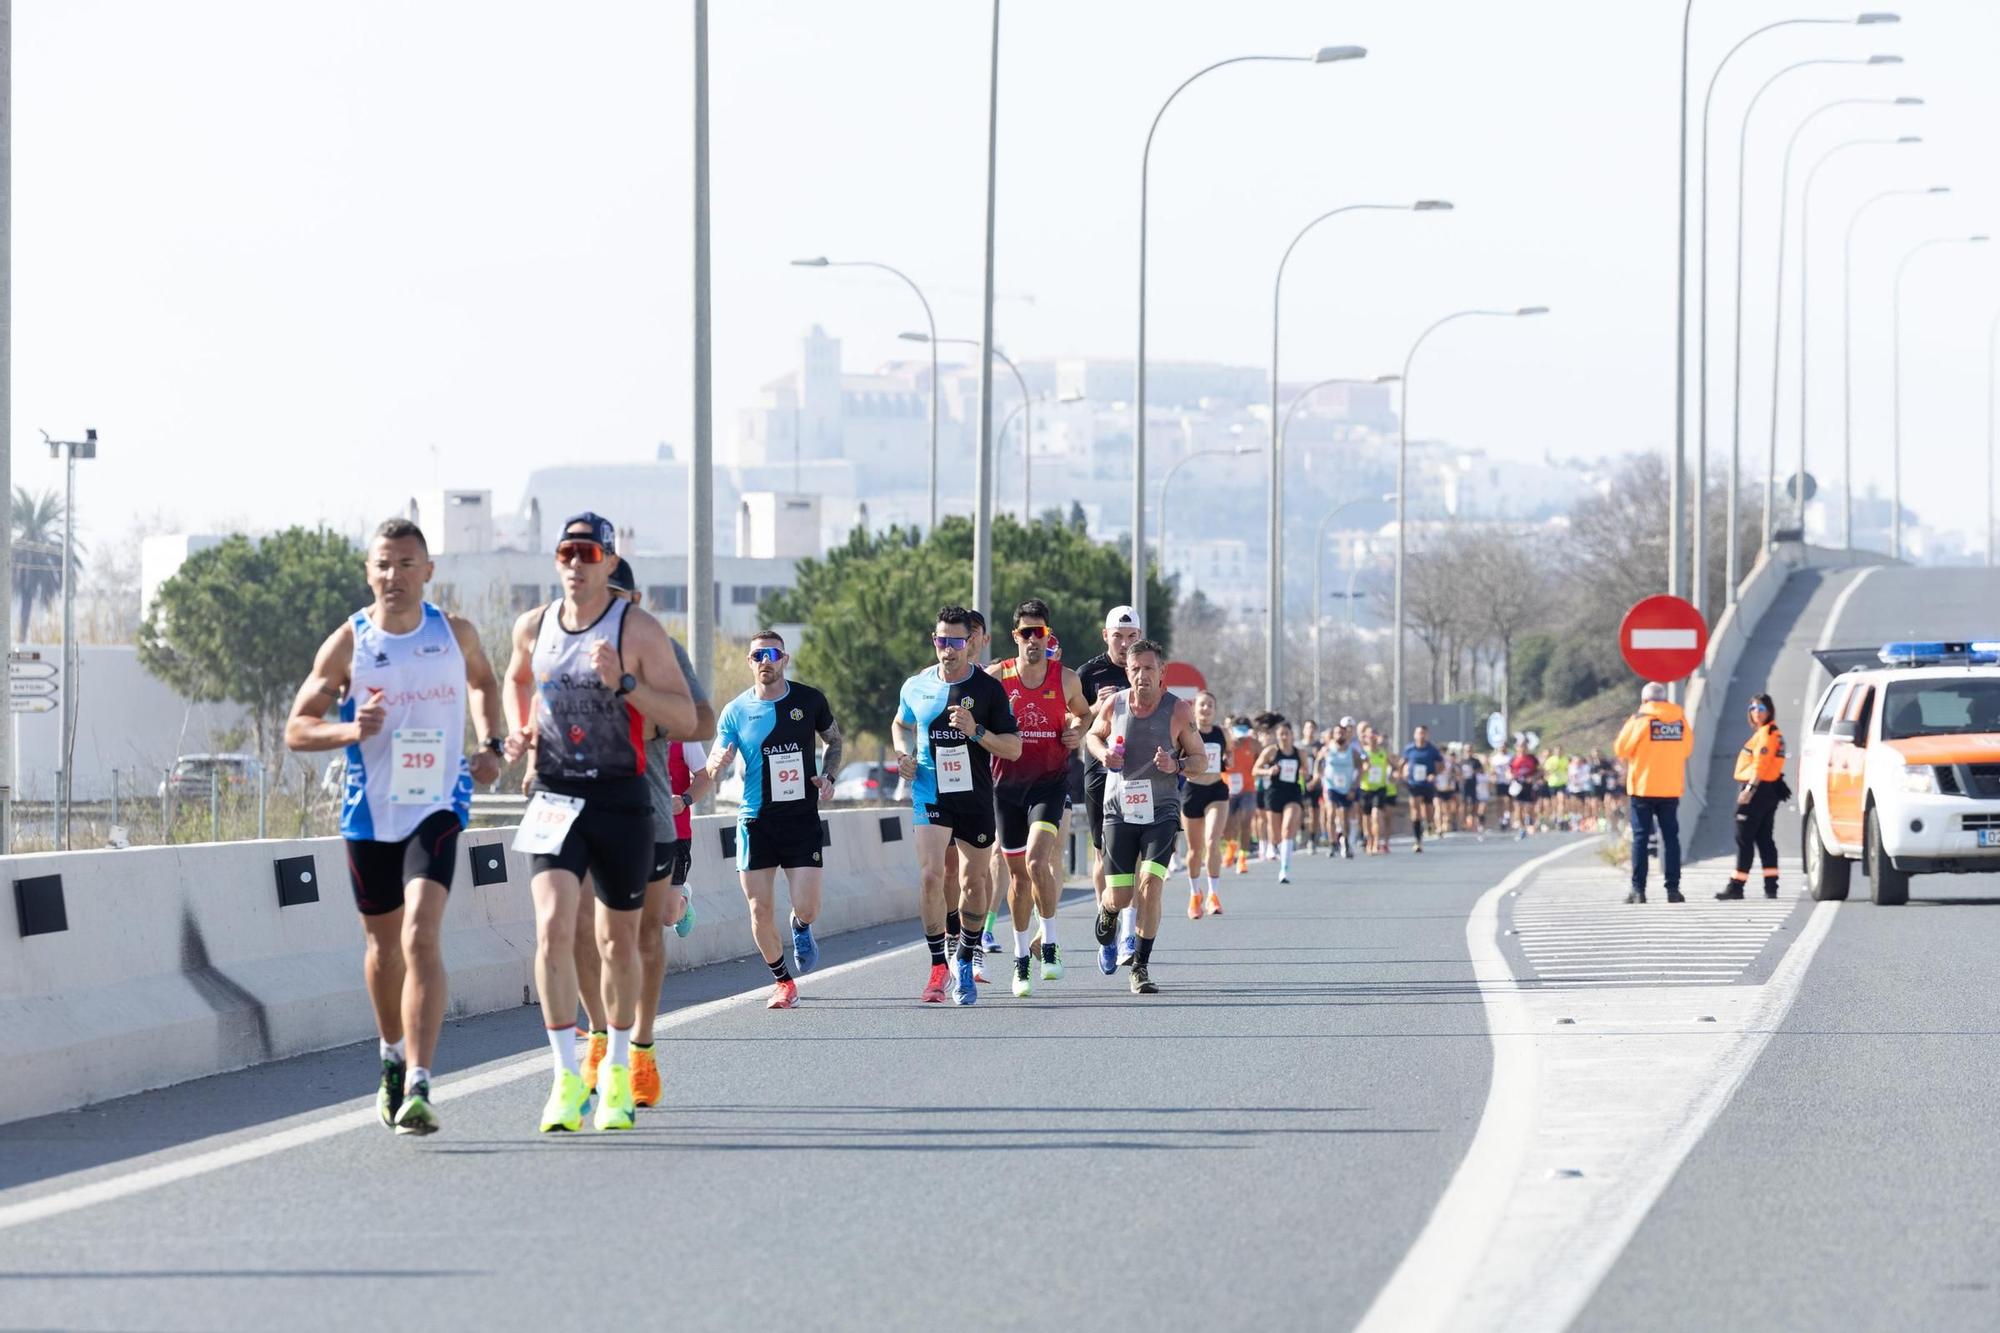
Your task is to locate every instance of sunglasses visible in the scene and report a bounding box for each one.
[1748,702,1770,712]
[749,647,784,664]
[1013,624,1050,640]
[556,540,605,565]
[933,635,969,650]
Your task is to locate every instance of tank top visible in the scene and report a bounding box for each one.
[1187,724,1226,786]
[994,659,1070,790]
[340,602,471,842]
[531,598,645,786]
[1105,689,1181,824]
[1271,745,1304,791]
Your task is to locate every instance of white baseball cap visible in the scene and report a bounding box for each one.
[1104,605,1142,631]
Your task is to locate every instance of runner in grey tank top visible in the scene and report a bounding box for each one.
[1107,689,1183,828]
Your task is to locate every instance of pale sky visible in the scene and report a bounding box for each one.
[14,0,2000,556]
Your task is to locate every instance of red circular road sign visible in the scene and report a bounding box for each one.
[1619,595,1709,683]
[1162,662,1208,700]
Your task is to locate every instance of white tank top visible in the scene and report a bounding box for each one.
[340,602,471,842]
[531,598,645,784]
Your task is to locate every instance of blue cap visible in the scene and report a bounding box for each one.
[558,511,616,553]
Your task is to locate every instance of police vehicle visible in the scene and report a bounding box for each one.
[1799,640,2000,905]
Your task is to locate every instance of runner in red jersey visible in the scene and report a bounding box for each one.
[992,598,1091,996]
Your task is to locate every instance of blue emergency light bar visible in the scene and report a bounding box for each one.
[1877,641,2000,666]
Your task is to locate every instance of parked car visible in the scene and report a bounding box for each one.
[831,761,898,804]
[159,753,262,801]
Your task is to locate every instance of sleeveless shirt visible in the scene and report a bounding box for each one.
[340,602,471,842]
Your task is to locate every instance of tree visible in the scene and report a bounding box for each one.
[11,486,83,636]
[761,515,1172,739]
[1460,531,1552,728]
[138,527,370,771]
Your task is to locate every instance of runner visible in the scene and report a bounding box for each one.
[893,606,1022,1005]
[285,518,507,1136]
[991,599,1089,996]
[1077,606,1142,964]
[1318,720,1363,859]
[1253,719,1307,883]
[1465,747,1490,834]
[1566,749,1593,834]
[1401,724,1445,854]
[1085,638,1206,993]
[707,629,841,1010]
[962,609,1002,976]
[1253,712,1281,862]
[502,512,698,1134]
[1435,742,1461,839]
[1181,690,1230,918]
[1298,719,1323,854]
[1357,723,1394,855]
[1226,716,1261,873]
[1507,739,1542,841]
[1544,747,1571,832]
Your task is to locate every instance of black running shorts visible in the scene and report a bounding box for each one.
[344,809,461,916]
[532,801,656,912]
[996,779,1069,855]
[742,818,825,872]
[1182,781,1229,822]
[651,839,692,886]
[1101,817,1180,885]
[1083,769,1108,851]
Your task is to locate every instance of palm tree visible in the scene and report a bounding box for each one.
[11,486,82,636]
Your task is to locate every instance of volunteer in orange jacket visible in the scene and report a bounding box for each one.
[1613,681,1694,904]
[1719,692,1788,900]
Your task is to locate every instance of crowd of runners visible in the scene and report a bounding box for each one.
[286,510,1634,1136]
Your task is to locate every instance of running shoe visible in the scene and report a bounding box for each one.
[768,978,799,1010]
[792,919,819,974]
[1413,842,1424,855]
[675,899,697,939]
[1188,893,1205,921]
[632,1046,662,1106]
[971,951,991,984]
[1097,943,1118,975]
[594,1064,635,1131]
[1012,960,1033,998]
[1040,944,1065,981]
[1130,965,1159,995]
[539,1070,588,1133]
[922,963,950,1003]
[581,1030,608,1092]
[377,1055,407,1128]
[1206,892,1223,916]
[393,1080,438,1136]
[1278,873,1291,884]
[1117,934,1138,968]
[981,924,999,953]
[1094,908,1119,975]
[953,957,978,1006]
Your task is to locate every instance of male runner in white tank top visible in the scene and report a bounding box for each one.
[286,518,507,1136]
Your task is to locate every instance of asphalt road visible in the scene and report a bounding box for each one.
[0,826,1570,1333]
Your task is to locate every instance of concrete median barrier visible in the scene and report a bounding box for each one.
[0,807,920,1125]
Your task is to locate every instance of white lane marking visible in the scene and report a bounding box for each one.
[1355,854,1842,1333]
[0,941,924,1233]
[1630,628,1699,650]
[1805,565,1880,708]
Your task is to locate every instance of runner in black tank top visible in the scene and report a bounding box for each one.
[1253,721,1308,882]
[502,512,699,1135]
[1180,691,1231,920]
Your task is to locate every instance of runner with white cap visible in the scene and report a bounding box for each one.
[1076,605,1142,970]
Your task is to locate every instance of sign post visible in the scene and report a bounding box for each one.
[1619,594,1709,684]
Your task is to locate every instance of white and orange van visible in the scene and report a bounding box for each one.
[1800,641,2000,905]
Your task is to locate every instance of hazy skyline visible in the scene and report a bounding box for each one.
[14,1,2000,554]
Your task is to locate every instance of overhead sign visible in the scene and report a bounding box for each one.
[1162,661,1208,701]
[1486,711,1507,750]
[9,661,55,681]
[9,697,55,715]
[1619,594,1709,683]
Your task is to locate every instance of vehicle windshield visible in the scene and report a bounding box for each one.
[1881,679,2000,740]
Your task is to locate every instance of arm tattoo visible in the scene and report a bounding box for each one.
[819,719,844,777]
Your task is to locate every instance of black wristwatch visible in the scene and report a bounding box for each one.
[615,673,638,698]
[481,737,505,757]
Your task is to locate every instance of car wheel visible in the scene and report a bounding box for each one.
[1803,803,1850,902]
[1865,806,1909,906]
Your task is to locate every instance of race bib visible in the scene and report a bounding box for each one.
[769,752,805,802]
[1117,778,1155,825]
[1227,771,1244,795]
[1279,758,1298,784]
[1329,769,1352,793]
[1370,762,1386,785]
[1410,763,1429,783]
[513,790,584,855]
[1204,742,1222,775]
[389,728,447,805]
[1508,781,1524,798]
[937,744,973,794]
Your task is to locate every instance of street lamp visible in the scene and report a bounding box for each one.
[792,256,941,530]
[903,332,1028,540]
[1132,43,1366,632]
[1158,445,1257,571]
[1267,200,1449,708]
[1795,125,1922,535]
[1695,12,1901,605]
[1312,492,1396,725]
[1892,234,1988,560]
[40,428,96,850]
[996,390,1084,521]
[1392,308,1545,745]
[1843,185,1946,550]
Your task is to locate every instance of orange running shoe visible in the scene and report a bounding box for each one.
[922,963,949,1003]
[768,978,799,1010]
[1206,892,1223,916]
[1187,892,1204,920]
[581,1030,608,1091]
[631,1045,661,1106]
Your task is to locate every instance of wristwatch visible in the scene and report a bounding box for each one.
[972,724,986,741]
[481,737,505,757]
[615,673,638,698]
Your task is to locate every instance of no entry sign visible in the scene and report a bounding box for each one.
[1162,661,1208,701]
[1619,595,1708,683]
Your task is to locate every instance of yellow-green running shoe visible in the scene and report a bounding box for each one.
[593,1063,635,1131]
[539,1070,588,1133]
[1039,944,1064,982]
[1011,958,1033,998]
[377,1056,406,1128]
[393,1081,438,1136]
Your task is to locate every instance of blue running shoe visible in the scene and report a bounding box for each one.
[1117,934,1138,968]
[674,898,696,939]
[981,926,998,952]
[792,918,819,974]
[1098,942,1119,975]
[953,957,978,1005]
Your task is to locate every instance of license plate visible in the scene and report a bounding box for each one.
[1979,830,2000,848]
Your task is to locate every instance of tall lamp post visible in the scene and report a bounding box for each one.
[1132,44,1366,632]
[1392,308,1545,746]
[792,257,941,531]
[1312,492,1395,725]
[1267,199,1450,707]
[40,428,94,849]
[995,390,1083,520]
[1891,234,1988,560]
[1157,445,1256,572]
[1796,126,1922,533]
[906,333,1028,540]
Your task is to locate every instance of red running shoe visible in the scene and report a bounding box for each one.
[767,978,798,1010]
[921,963,949,1003]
